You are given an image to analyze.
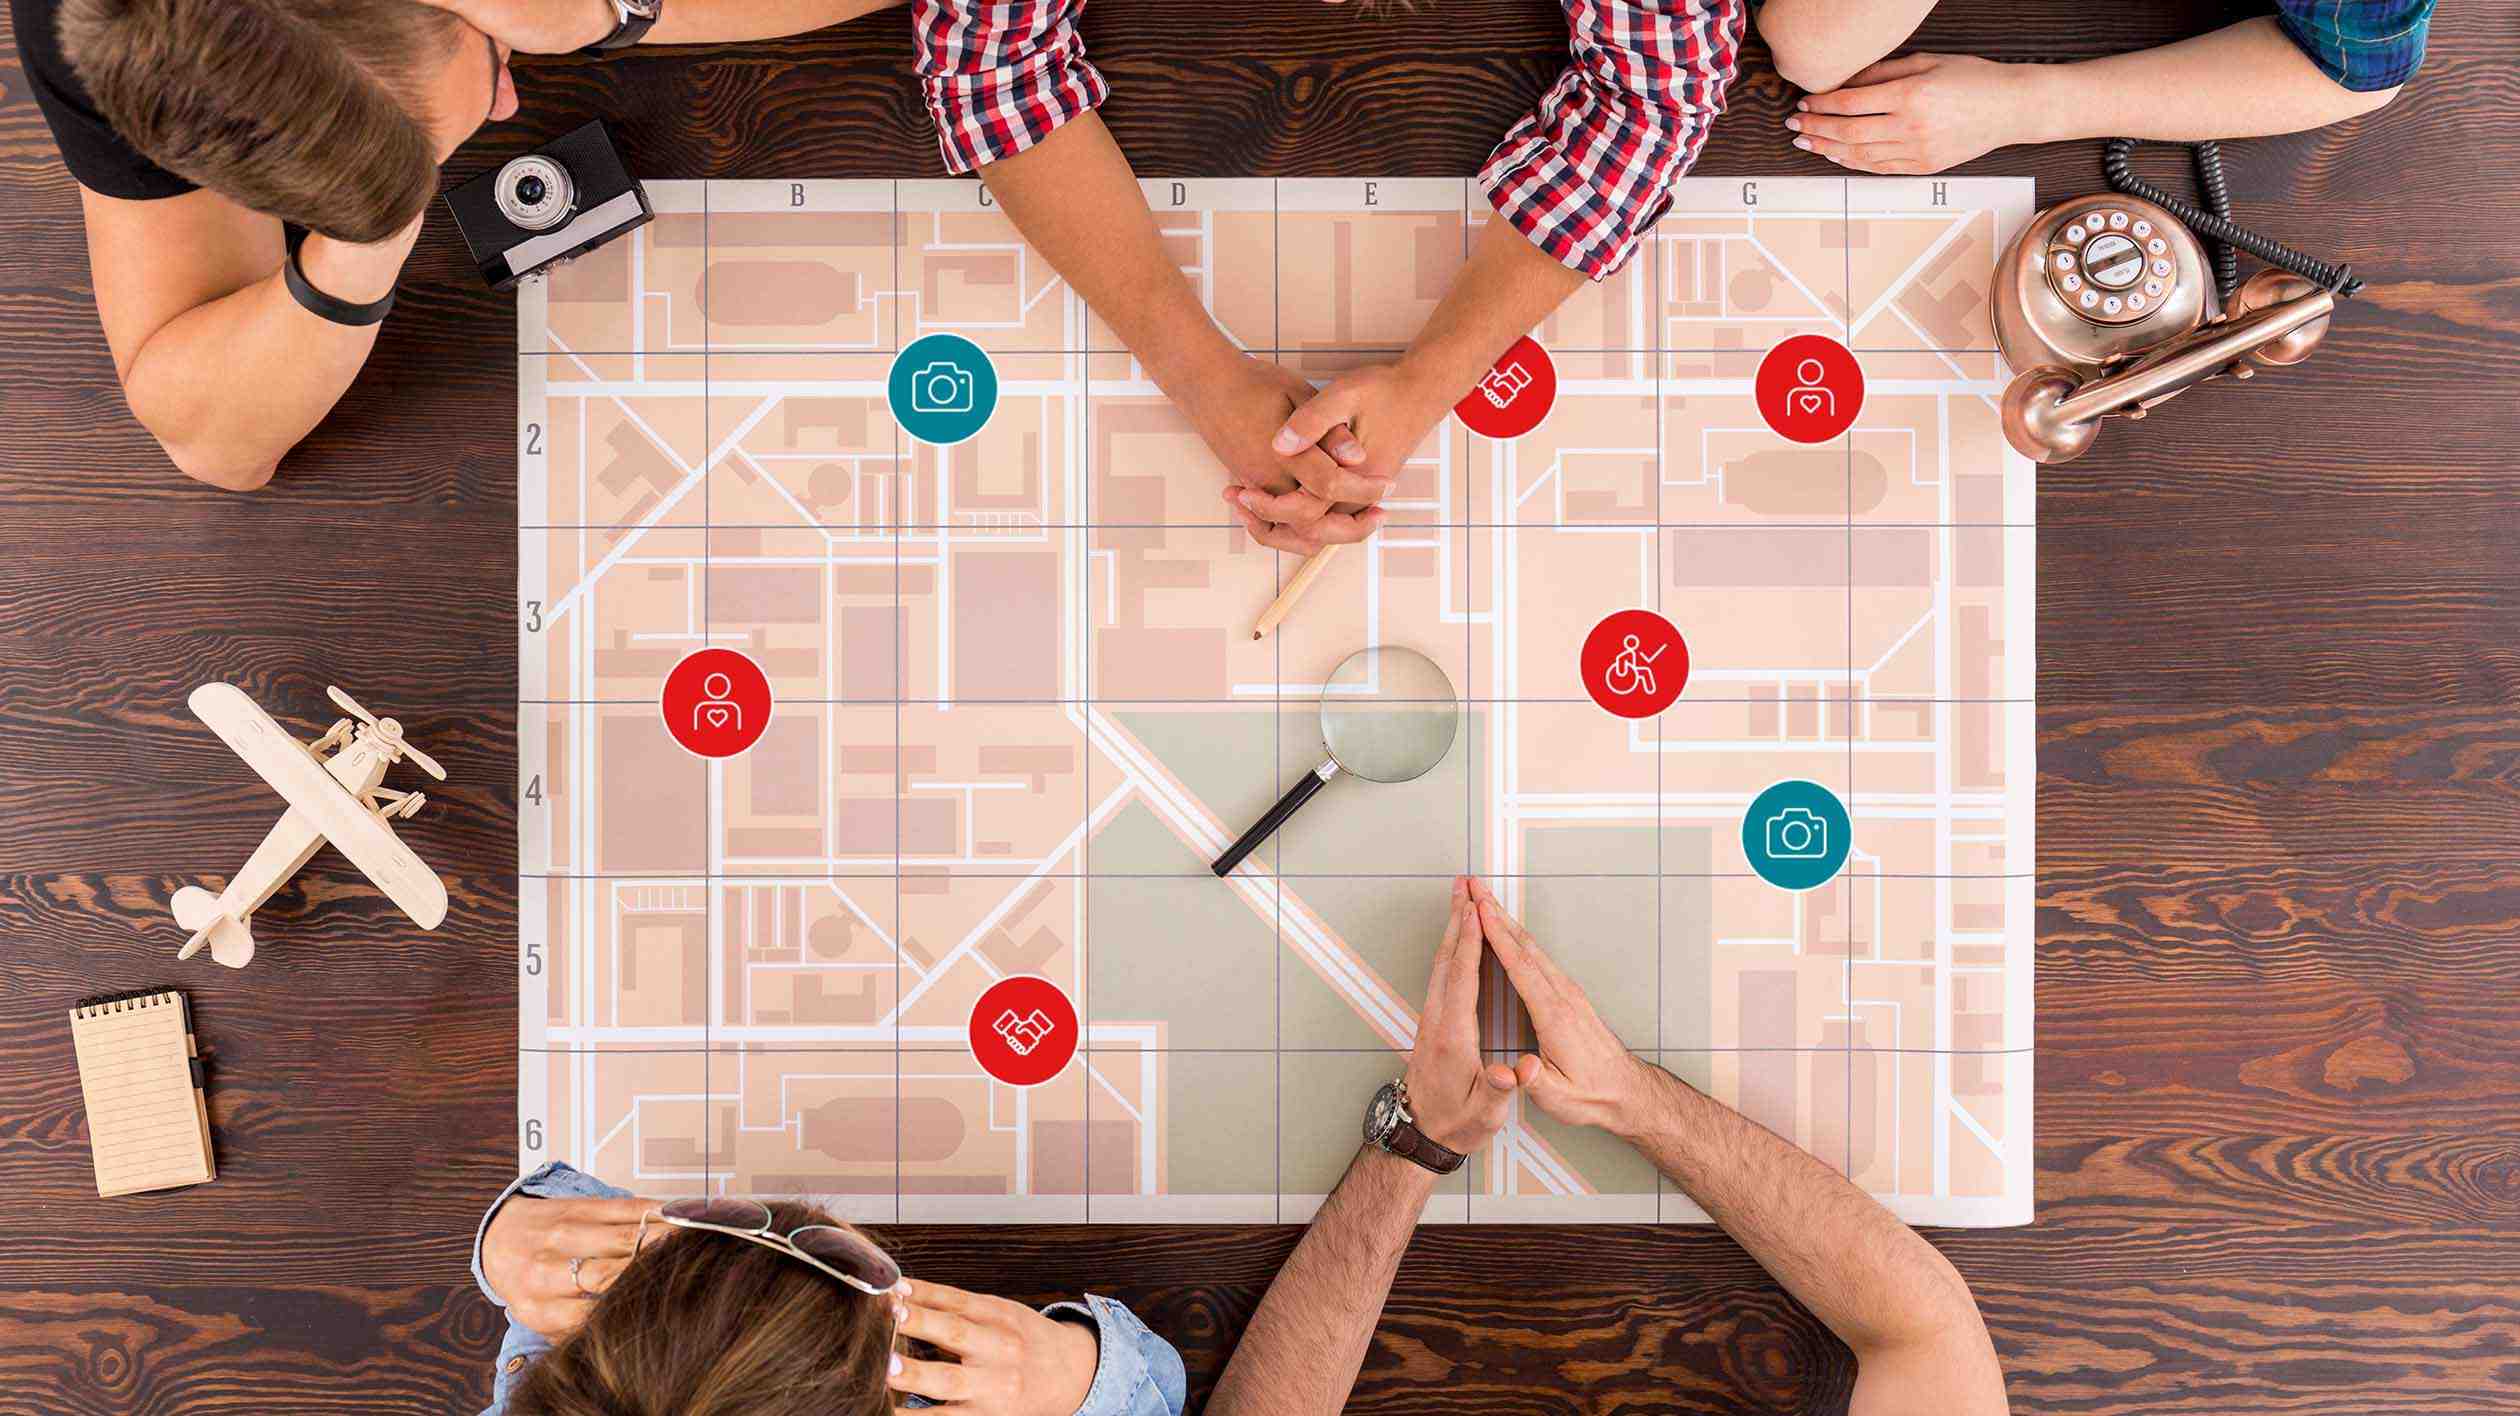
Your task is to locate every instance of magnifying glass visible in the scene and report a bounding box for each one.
[1211,645,1461,877]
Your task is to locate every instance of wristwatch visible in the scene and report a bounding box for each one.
[583,0,661,52]
[1363,1080,1465,1175]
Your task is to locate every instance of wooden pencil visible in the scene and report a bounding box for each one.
[1251,544,1343,640]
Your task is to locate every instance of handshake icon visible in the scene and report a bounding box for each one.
[993,1007,1057,1057]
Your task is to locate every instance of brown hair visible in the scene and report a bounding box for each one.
[505,1202,897,1416]
[58,0,459,242]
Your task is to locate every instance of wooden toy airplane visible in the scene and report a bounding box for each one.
[171,683,449,968]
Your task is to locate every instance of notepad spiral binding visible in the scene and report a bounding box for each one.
[73,987,181,1017]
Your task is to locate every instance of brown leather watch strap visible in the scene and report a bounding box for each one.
[1383,1120,1466,1175]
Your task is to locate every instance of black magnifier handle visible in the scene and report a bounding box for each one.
[1212,760,1340,876]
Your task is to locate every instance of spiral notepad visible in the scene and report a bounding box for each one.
[70,989,215,1197]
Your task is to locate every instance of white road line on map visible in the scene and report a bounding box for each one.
[1848,213,1973,340]
[1949,1093,2004,1164]
[590,1110,635,1165]
[1889,306,1969,378]
[1514,1128,1589,1197]
[1087,1059,1145,1124]
[547,390,787,624]
[1861,610,1933,683]
[1515,452,1553,514]
[1744,230,1839,330]
[732,447,830,531]
[885,820,1089,1022]
[1278,901,1415,1045]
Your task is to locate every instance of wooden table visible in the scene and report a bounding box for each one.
[3,2,2514,1410]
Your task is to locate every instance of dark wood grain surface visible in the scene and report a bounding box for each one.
[4,0,2518,1411]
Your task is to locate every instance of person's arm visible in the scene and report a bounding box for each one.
[469,1162,651,1414]
[419,0,905,51]
[903,0,1370,540]
[1469,882,2009,1416]
[891,1282,1190,1416]
[1788,18,2406,175]
[1754,0,1937,96]
[82,187,419,490]
[1231,220,1579,552]
[978,115,1373,542]
[646,0,899,43]
[472,1163,650,1338]
[1240,0,1745,551]
[1207,877,1519,1416]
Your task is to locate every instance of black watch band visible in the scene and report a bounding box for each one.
[584,0,660,51]
[283,230,395,327]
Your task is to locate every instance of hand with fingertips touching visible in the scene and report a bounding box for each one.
[1398,876,1521,1154]
[1470,877,1659,1136]
[887,1277,1101,1415]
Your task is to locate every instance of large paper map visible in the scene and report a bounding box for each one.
[516,175,2036,1225]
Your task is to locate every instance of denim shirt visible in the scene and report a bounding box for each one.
[472,1162,1187,1416]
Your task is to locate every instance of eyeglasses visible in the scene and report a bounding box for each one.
[637,1198,904,1297]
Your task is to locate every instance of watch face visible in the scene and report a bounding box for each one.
[1364,1082,1402,1144]
[622,0,661,17]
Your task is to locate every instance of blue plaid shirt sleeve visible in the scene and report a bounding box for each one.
[2270,0,2433,92]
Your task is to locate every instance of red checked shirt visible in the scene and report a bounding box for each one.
[911,0,1747,281]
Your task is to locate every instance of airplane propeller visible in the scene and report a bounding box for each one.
[327,685,448,781]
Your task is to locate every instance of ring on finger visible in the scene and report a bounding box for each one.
[568,1256,592,1297]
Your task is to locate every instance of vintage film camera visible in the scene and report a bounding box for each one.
[1992,141,2358,463]
[443,120,654,291]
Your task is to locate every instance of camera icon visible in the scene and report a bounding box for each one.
[1763,806,1827,860]
[910,361,975,415]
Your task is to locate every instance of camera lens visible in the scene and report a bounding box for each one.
[493,155,576,232]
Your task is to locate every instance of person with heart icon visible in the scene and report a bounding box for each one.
[660,649,773,759]
[693,671,741,735]
[1789,358,1835,420]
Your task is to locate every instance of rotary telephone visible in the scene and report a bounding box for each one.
[1993,141,2363,463]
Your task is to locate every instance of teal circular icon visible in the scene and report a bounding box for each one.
[890,334,997,446]
[1742,779,1850,891]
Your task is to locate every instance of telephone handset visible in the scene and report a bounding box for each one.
[1992,141,2360,463]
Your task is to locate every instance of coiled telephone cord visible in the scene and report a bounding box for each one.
[2101,138,2364,300]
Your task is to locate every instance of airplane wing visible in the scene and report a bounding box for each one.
[188,683,449,929]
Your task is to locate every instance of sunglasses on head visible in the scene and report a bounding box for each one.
[639,1198,904,1297]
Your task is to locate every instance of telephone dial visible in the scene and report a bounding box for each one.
[1993,141,2363,463]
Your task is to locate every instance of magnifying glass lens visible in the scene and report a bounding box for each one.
[1321,647,1458,784]
[1211,646,1461,875]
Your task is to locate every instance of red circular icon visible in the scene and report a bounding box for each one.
[968,975,1079,1088]
[1754,334,1864,443]
[661,648,773,759]
[1454,335,1557,440]
[1581,609,1688,718]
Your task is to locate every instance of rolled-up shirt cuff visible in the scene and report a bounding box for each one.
[471,1160,630,1308]
[1479,137,1663,281]
[1477,51,1721,281]
[922,47,1110,174]
[1040,1293,1186,1415]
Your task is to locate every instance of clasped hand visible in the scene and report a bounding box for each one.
[1192,355,1453,556]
